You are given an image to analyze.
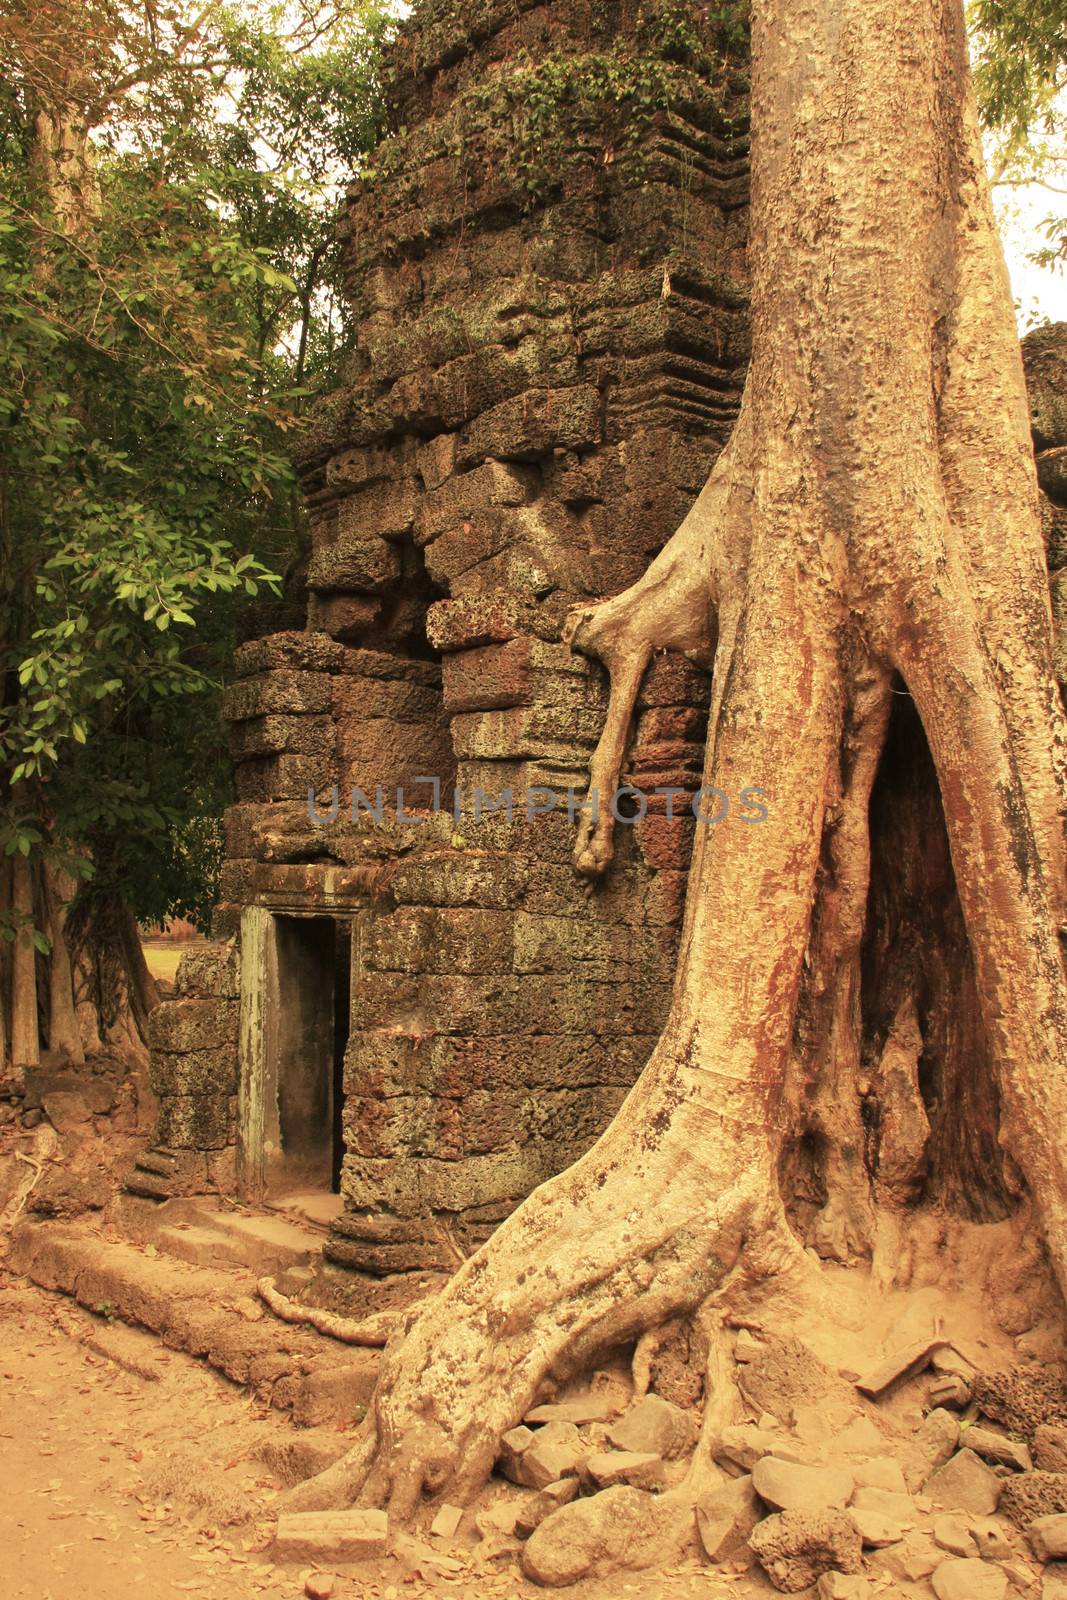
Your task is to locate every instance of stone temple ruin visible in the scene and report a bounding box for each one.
[129,0,752,1278]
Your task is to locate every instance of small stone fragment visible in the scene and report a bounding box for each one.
[274,1509,388,1563]
[850,1485,917,1526]
[584,1450,666,1491]
[429,1503,464,1539]
[848,1507,903,1547]
[1032,1514,1067,1563]
[926,1448,1004,1515]
[752,1456,855,1513]
[515,1478,580,1537]
[902,1407,961,1490]
[851,1456,908,1494]
[498,1424,535,1484]
[817,1575,869,1599]
[856,1338,948,1399]
[695,1474,762,1562]
[476,1500,524,1539]
[522,1421,586,1490]
[870,1531,942,1582]
[526,1396,618,1426]
[716,1423,800,1473]
[934,1512,977,1557]
[304,1577,335,1600]
[931,1556,1009,1599]
[967,1515,1017,1561]
[966,1427,1034,1474]
[931,1374,974,1409]
[749,1509,863,1593]
[1036,1430,1067,1474]
[607,1394,699,1460]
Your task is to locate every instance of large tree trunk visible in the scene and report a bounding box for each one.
[306,0,1067,1532]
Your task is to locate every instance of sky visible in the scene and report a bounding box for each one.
[998,180,1067,331]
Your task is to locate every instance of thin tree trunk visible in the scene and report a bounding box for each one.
[297,0,1067,1535]
[10,855,39,1072]
[45,865,83,1064]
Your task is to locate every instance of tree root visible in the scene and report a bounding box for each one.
[255,1275,415,1347]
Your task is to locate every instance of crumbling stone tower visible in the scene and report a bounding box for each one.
[136,0,751,1278]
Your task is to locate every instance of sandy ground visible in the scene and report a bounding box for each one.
[0,1273,748,1600]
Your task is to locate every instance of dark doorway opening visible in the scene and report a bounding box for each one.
[270,915,350,1195]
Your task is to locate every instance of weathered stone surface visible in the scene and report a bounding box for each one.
[869,1531,942,1582]
[146,998,238,1053]
[273,1509,388,1562]
[931,1557,1008,1600]
[606,1395,699,1461]
[1032,1515,1067,1563]
[1036,1431,1067,1474]
[851,1456,908,1495]
[967,1427,1033,1474]
[584,1450,665,1491]
[521,1485,689,1587]
[515,1477,580,1537]
[934,1512,977,1557]
[749,1509,864,1594]
[817,1576,869,1600]
[752,1456,855,1513]
[429,1502,464,1539]
[848,1507,904,1547]
[927,1450,1005,1515]
[696,1473,762,1562]
[850,1485,916,1527]
[998,1474,1067,1531]
[521,1421,587,1490]
[526,1397,619,1426]
[901,1408,963,1490]
[149,1047,237,1098]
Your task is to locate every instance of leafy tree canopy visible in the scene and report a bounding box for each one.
[0,0,393,932]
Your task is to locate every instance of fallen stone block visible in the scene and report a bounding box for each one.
[1032,1514,1067,1563]
[817,1575,870,1599]
[926,1449,1004,1516]
[429,1503,464,1539]
[752,1455,855,1513]
[521,1485,689,1587]
[587,1450,667,1492]
[273,1509,388,1562]
[848,1506,904,1547]
[749,1509,863,1594]
[850,1456,908,1495]
[902,1408,961,1491]
[515,1477,580,1537]
[931,1555,1008,1599]
[966,1426,1034,1474]
[606,1394,699,1460]
[526,1396,618,1426]
[695,1473,762,1562]
[855,1338,948,1399]
[933,1512,977,1557]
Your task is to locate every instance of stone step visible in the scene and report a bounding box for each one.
[9,1217,379,1428]
[154,1207,323,1276]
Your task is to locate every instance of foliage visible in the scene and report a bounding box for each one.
[971,0,1067,276]
[0,0,391,931]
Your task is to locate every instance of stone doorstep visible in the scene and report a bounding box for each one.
[152,1202,325,1278]
[8,1216,380,1428]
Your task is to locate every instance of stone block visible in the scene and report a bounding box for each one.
[926,1449,1003,1516]
[228,715,334,761]
[233,631,345,678]
[273,1509,388,1563]
[416,461,537,544]
[175,944,239,999]
[331,675,442,723]
[306,592,383,640]
[388,851,530,910]
[334,476,418,539]
[147,998,238,1053]
[426,592,554,652]
[306,536,401,593]
[156,1093,233,1151]
[149,1047,237,1097]
[324,440,402,490]
[455,385,601,468]
[441,636,534,713]
[361,907,515,975]
[222,670,333,722]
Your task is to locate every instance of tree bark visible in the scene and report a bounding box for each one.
[45,865,84,1065]
[305,0,1067,1531]
[10,855,40,1072]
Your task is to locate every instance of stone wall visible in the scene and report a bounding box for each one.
[135,0,752,1267]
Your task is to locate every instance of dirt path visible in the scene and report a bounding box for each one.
[0,1273,746,1600]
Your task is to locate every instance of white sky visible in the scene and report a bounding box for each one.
[997,180,1067,331]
